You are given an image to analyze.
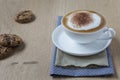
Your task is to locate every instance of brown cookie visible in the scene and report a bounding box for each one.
[15,10,35,23]
[0,45,13,59]
[0,34,23,47]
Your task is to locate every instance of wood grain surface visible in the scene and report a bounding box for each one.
[0,0,120,80]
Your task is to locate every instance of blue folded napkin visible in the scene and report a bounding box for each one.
[50,16,114,77]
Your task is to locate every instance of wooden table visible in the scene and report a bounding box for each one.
[0,0,119,80]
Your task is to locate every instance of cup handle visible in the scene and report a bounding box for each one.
[98,27,116,40]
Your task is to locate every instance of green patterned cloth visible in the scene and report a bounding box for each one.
[55,49,109,68]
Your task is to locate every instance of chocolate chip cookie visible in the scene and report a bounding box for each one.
[15,10,35,23]
[0,34,23,47]
[0,45,13,59]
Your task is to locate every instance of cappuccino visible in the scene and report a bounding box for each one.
[62,10,106,33]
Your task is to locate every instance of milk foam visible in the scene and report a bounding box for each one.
[67,12,101,30]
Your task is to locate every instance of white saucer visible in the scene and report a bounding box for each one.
[52,25,112,56]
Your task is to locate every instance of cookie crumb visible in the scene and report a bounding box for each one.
[23,61,38,64]
[11,62,18,65]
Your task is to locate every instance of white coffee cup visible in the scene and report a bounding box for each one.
[61,10,116,44]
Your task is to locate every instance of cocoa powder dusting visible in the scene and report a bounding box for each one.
[71,12,93,27]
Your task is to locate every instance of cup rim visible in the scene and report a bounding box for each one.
[61,10,106,33]
[62,24,106,34]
